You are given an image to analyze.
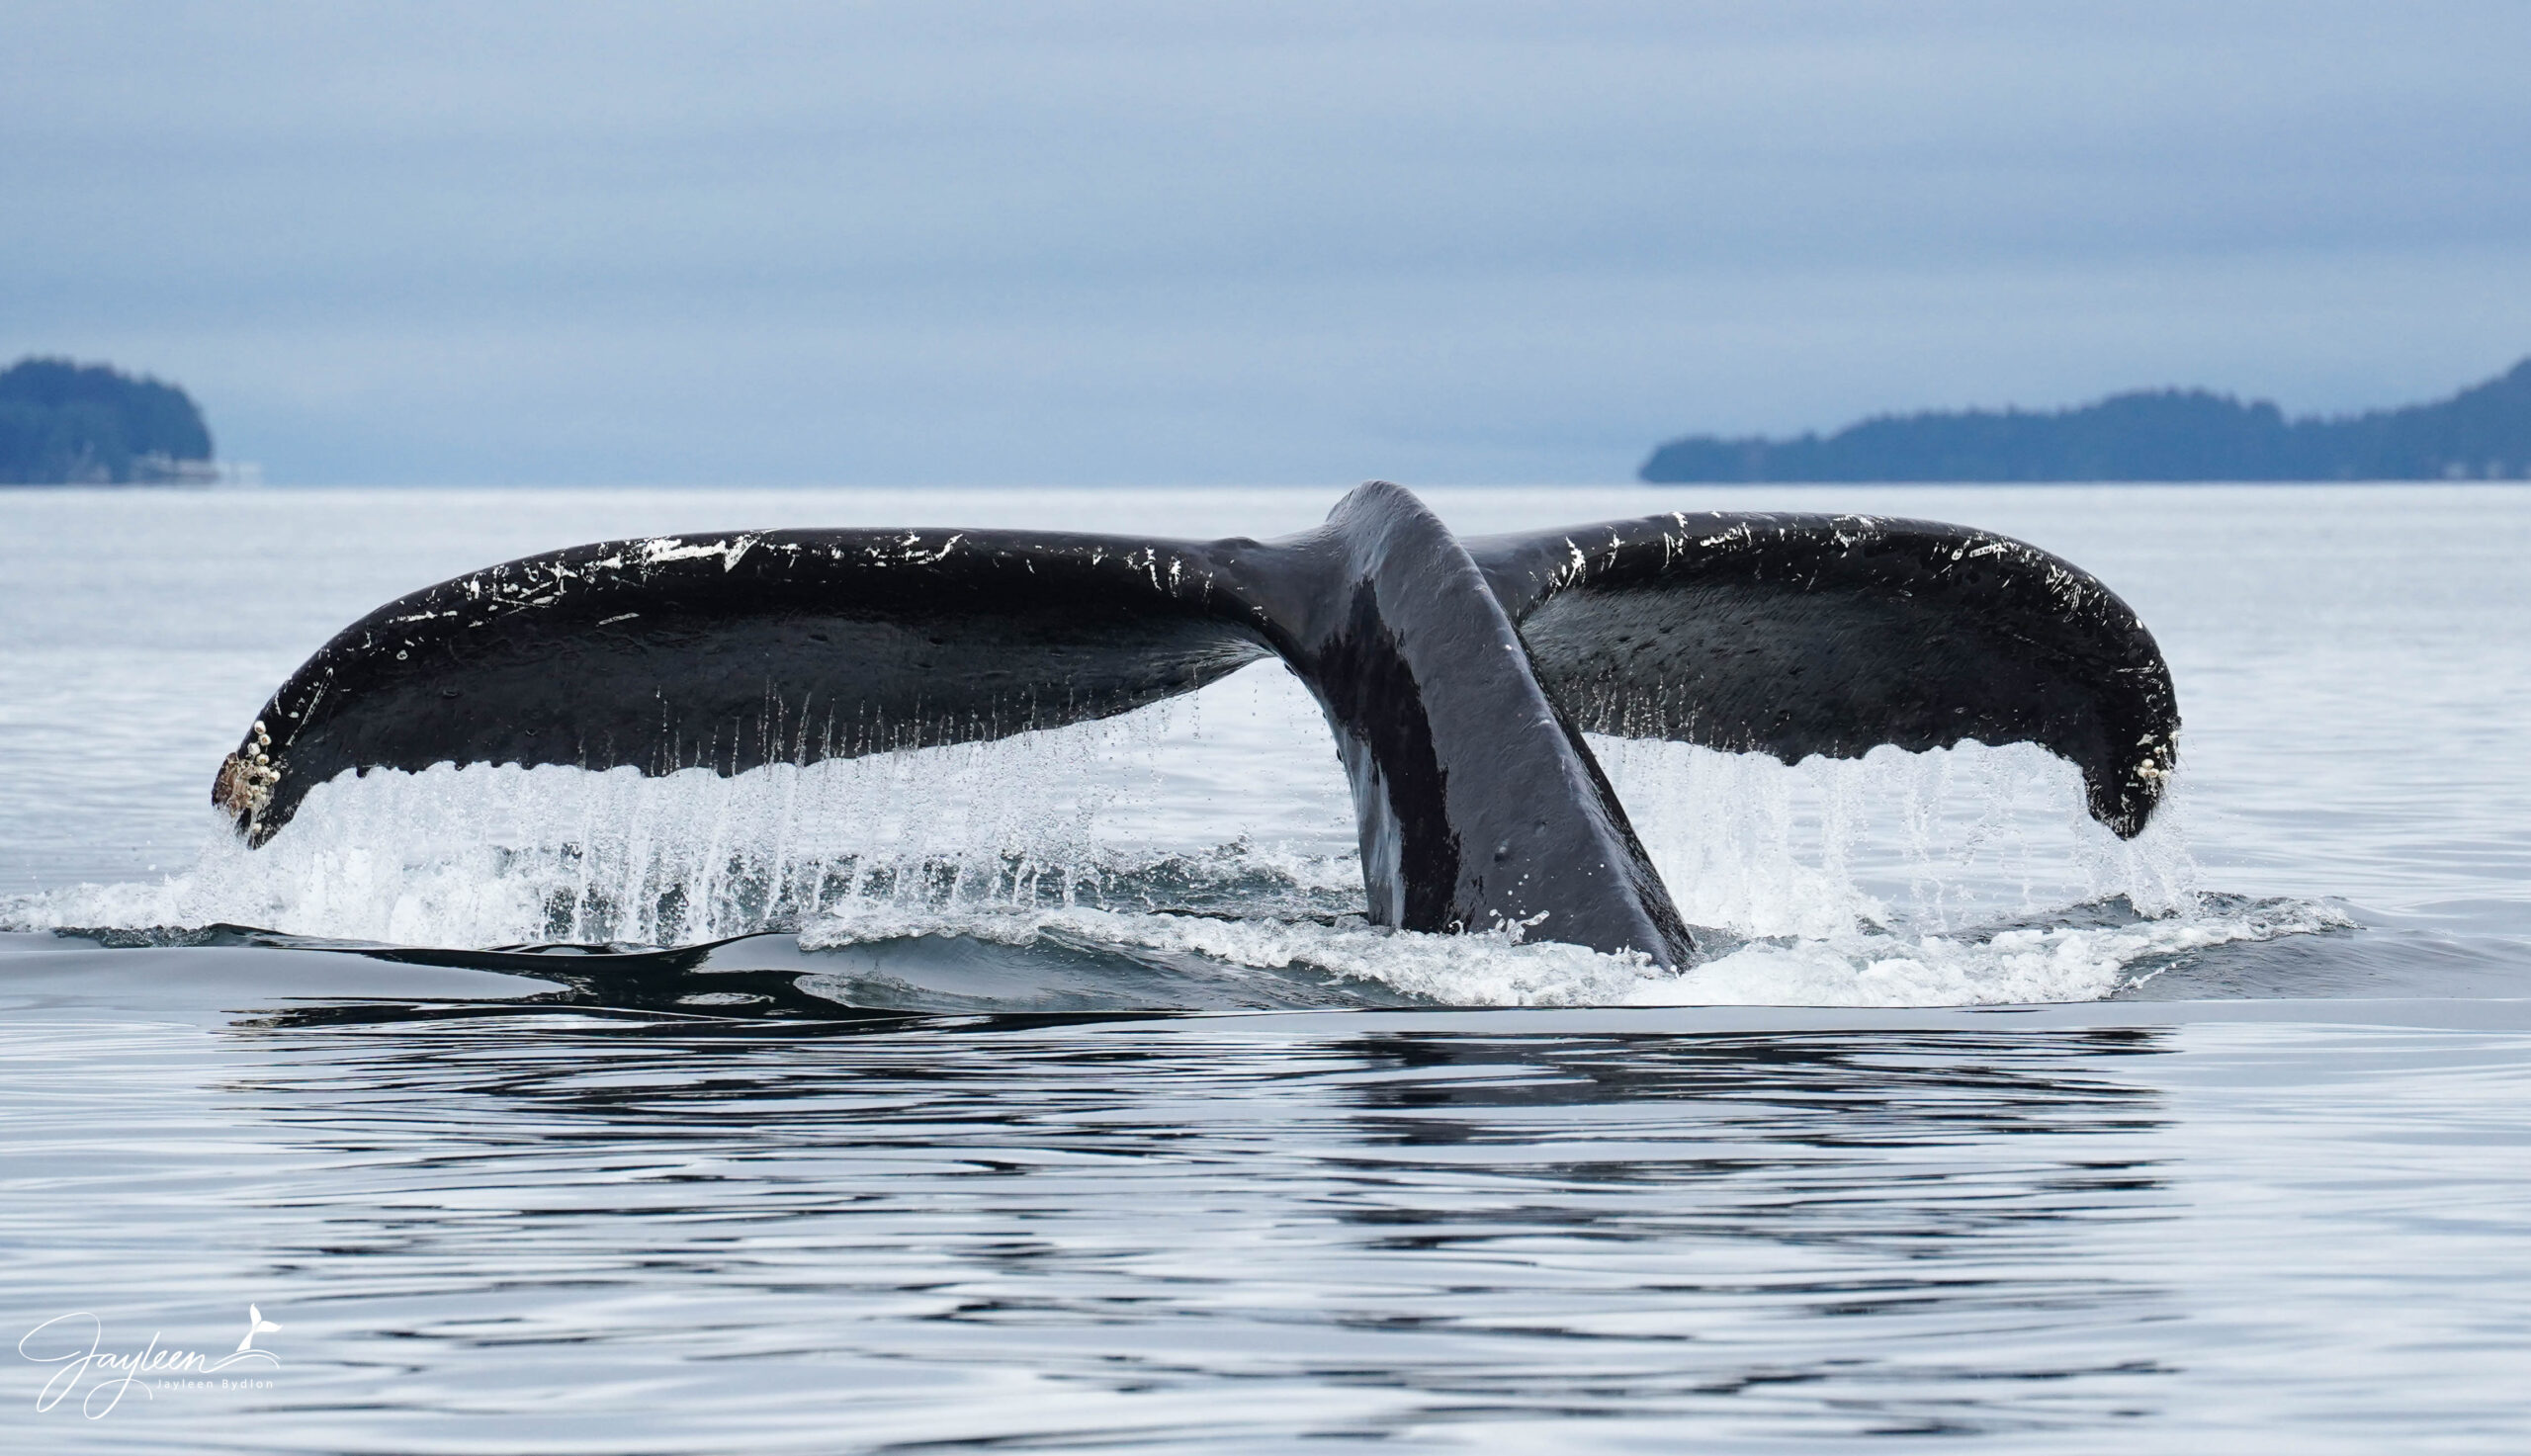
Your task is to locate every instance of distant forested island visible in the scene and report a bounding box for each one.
[1642,357,2531,482]
[0,358,217,484]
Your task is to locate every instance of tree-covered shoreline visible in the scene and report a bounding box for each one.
[1643,358,2531,482]
[0,358,216,484]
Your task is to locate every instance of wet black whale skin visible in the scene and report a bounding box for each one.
[218,482,2178,967]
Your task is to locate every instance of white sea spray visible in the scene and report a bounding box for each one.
[0,661,2337,1007]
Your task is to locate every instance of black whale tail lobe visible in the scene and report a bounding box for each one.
[218,482,2179,968]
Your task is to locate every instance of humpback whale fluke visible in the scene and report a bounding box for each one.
[215,482,2178,967]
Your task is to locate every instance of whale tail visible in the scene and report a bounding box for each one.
[217,482,2177,966]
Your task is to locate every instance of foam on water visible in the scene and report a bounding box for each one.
[1641,899,2353,1006]
[784,894,2348,1008]
[0,663,2343,1006]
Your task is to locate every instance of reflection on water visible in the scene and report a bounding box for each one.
[4,989,2186,1451]
[6,935,2527,1454]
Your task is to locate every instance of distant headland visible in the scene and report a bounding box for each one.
[0,358,217,484]
[1642,357,2531,483]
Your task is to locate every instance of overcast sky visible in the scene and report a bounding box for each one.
[6,1,2527,484]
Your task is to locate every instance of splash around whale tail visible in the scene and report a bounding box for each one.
[215,482,2178,967]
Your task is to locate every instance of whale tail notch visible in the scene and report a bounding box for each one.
[218,482,2178,967]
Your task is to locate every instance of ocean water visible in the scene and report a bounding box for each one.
[0,483,2525,1450]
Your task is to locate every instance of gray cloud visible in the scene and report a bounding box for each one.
[5,0,2526,483]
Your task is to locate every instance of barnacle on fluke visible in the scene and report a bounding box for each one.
[212,719,280,823]
[215,482,2179,967]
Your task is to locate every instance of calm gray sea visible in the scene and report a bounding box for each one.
[1,483,2526,1451]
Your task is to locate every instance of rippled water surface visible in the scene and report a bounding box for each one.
[1,483,2526,1449]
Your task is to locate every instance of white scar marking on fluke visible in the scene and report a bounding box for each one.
[886,533,963,564]
[637,535,759,571]
[597,612,641,627]
[1554,539,1588,588]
